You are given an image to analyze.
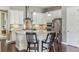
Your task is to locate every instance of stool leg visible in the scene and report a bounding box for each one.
[41,42,43,52]
[26,43,28,52]
[29,43,30,52]
[37,43,39,52]
[34,44,36,52]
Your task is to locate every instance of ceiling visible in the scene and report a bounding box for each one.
[34,6,53,9]
[28,6,62,12]
[42,6,62,12]
[25,6,62,17]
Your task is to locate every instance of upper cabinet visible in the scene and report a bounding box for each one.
[0,11,7,27]
[10,10,24,24]
[32,10,62,24]
[45,10,62,23]
[32,13,46,24]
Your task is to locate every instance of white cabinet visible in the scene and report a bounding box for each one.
[0,11,7,27]
[32,14,37,24]
[45,10,62,23]
[33,13,46,24]
[10,10,24,24]
[19,11,24,24]
[15,31,27,50]
[10,30,27,50]
[32,10,62,24]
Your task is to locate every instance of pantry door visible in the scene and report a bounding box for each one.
[66,7,79,47]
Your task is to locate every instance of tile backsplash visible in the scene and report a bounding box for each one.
[32,24,47,30]
[10,24,23,30]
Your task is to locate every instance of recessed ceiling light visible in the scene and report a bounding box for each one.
[33,12,36,15]
[48,13,51,16]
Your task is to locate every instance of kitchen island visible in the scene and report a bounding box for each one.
[13,30,54,52]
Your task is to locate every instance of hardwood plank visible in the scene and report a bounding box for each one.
[1,42,79,52]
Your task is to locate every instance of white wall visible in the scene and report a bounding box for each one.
[66,7,79,47]
[62,7,67,42]
[62,6,79,48]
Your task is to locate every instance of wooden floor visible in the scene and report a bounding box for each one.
[6,43,17,52]
[1,43,79,52]
[6,43,26,52]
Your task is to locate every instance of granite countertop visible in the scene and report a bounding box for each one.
[14,30,55,36]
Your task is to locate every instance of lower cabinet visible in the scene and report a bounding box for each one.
[15,32,28,51]
[11,31,28,51]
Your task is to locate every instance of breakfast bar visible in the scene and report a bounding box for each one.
[14,30,54,52]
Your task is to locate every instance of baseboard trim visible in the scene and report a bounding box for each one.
[61,42,68,45]
[61,42,79,48]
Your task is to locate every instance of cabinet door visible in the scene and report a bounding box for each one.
[10,10,24,24]
[19,11,24,24]
[37,13,46,24]
[33,13,46,24]
[0,11,7,26]
[15,11,19,24]
[41,14,46,24]
[33,14,37,24]
[10,10,15,24]
[36,13,41,24]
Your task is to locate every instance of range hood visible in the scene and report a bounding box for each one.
[25,6,28,18]
[25,6,32,21]
[24,6,32,30]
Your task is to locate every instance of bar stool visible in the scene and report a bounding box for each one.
[26,32,39,52]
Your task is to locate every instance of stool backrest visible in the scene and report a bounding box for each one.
[45,33,56,43]
[26,32,37,42]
